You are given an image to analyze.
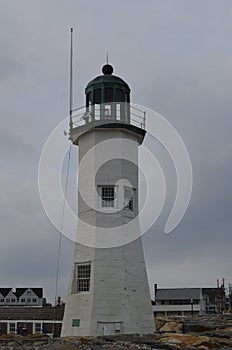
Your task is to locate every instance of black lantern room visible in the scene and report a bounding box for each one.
[84,64,131,123]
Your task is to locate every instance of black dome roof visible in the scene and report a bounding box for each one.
[85,64,130,93]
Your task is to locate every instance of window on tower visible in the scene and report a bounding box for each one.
[104,104,112,118]
[93,88,101,104]
[99,186,116,208]
[76,263,91,293]
[104,88,113,102]
[124,187,134,211]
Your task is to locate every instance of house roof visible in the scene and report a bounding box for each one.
[155,288,202,301]
[0,305,64,321]
[0,289,12,297]
[15,288,43,298]
[0,288,43,300]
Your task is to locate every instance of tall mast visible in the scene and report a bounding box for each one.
[69,27,74,130]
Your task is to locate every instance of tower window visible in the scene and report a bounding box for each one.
[115,89,124,102]
[104,88,113,102]
[125,92,130,103]
[116,103,121,120]
[77,263,91,292]
[100,186,115,208]
[104,104,112,118]
[94,104,100,120]
[93,88,101,104]
[124,187,134,211]
[86,92,92,107]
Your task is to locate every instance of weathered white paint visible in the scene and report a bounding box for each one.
[61,127,154,337]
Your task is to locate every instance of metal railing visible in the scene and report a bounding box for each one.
[70,103,146,131]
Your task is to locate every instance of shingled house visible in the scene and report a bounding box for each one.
[0,305,64,336]
[0,288,43,307]
[0,288,64,336]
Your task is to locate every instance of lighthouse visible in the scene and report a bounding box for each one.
[61,63,154,336]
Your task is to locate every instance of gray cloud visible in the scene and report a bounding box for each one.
[0,0,232,302]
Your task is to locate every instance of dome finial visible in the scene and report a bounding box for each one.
[102,52,113,75]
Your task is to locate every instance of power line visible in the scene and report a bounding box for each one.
[53,145,72,335]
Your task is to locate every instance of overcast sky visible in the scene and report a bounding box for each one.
[1,0,232,303]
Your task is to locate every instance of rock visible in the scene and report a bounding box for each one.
[160,333,213,347]
[164,337,182,345]
[184,323,216,333]
[192,337,211,346]
[156,317,168,330]
[160,321,183,333]
[7,341,16,346]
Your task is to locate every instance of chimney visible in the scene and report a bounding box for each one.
[56,295,61,307]
[154,284,158,300]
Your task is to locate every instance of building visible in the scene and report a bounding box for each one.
[61,63,154,336]
[0,305,64,336]
[153,287,204,317]
[203,287,226,314]
[153,284,226,317]
[0,288,64,336]
[0,288,43,307]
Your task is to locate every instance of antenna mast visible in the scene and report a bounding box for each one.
[69,27,74,130]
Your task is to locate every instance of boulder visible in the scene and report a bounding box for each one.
[160,321,183,332]
[156,317,168,330]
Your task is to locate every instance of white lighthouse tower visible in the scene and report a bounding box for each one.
[61,63,154,337]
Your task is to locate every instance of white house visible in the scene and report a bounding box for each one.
[153,286,205,317]
[0,288,43,307]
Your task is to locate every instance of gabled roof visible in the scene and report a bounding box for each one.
[15,288,43,298]
[155,288,201,301]
[15,288,27,298]
[0,288,12,297]
[31,288,43,298]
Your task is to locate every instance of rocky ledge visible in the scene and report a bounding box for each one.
[1,315,232,349]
